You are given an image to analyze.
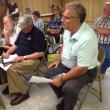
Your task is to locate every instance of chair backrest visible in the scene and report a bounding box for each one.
[97,47,105,73]
[98,47,105,63]
[42,39,48,69]
[44,39,48,57]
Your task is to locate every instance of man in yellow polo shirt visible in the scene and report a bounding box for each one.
[45,2,98,110]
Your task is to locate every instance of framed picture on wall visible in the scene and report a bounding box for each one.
[1,0,8,6]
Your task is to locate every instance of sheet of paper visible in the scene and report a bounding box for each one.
[97,61,101,66]
[0,54,17,71]
[3,54,17,63]
[29,76,52,84]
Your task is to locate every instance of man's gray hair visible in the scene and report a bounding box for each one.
[18,15,33,29]
[65,2,86,23]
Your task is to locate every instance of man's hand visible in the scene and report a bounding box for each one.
[48,61,60,68]
[51,75,63,87]
[12,56,24,62]
[47,28,60,34]
[2,52,9,59]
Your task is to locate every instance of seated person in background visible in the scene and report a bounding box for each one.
[1,16,45,105]
[32,11,44,32]
[45,2,98,110]
[46,4,63,43]
[6,0,19,20]
[92,2,110,75]
[0,15,20,55]
[23,7,32,16]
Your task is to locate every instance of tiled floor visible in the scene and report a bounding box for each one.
[0,68,110,110]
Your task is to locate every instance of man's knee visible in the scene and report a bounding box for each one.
[7,66,14,73]
[62,83,79,97]
[45,70,52,78]
[45,67,57,78]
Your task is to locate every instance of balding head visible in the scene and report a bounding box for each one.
[102,2,110,18]
[105,1,110,5]
[18,15,33,33]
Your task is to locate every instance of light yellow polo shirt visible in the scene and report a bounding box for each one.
[61,22,98,69]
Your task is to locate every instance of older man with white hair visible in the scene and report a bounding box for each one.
[1,15,46,105]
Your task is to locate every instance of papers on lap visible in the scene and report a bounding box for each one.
[0,54,17,71]
[29,76,52,84]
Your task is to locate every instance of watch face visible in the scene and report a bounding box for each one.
[24,56,27,60]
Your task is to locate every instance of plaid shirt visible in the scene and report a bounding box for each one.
[92,16,110,44]
[33,18,44,32]
[48,15,63,32]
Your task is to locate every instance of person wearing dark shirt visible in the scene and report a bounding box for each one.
[7,0,19,20]
[1,16,45,105]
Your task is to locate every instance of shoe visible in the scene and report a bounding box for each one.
[56,100,64,110]
[2,85,9,95]
[10,92,29,105]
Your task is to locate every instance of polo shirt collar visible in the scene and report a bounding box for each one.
[70,22,86,41]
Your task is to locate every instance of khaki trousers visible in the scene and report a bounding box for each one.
[6,59,41,94]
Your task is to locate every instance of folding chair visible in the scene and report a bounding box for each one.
[0,94,5,109]
[45,34,63,54]
[77,47,105,110]
[34,39,48,75]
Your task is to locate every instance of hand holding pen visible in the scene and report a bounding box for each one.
[2,51,9,59]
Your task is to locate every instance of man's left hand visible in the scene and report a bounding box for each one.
[51,76,63,87]
[12,56,24,62]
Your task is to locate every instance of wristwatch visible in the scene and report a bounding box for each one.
[24,56,27,60]
[60,74,65,84]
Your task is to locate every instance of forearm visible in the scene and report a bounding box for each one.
[96,27,110,35]
[6,45,17,55]
[57,44,63,63]
[51,66,88,87]
[23,52,44,60]
[63,66,88,81]
[11,8,18,14]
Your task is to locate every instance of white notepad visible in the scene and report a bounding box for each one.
[29,76,52,84]
[0,54,17,71]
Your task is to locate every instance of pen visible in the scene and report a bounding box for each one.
[1,56,4,66]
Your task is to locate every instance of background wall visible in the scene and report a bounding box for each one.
[12,0,62,15]
[62,0,107,21]
[11,0,107,21]
[0,0,108,29]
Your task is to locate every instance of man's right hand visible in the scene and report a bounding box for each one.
[48,61,60,68]
[2,52,9,59]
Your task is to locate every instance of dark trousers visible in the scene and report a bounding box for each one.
[0,69,7,85]
[45,63,97,110]
[99,44,110,74]
[53,35,60,44]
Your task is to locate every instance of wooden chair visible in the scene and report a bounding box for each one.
[77,47,105,110]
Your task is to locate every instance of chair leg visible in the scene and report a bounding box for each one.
[99,74,102,102]
[0,94,6,109]
[77,82,93,110]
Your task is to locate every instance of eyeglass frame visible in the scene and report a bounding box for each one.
[62,15,79,20]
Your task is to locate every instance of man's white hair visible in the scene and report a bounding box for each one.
[18,15,33,29]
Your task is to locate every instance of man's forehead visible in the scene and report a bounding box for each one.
[104,2,110,8]
[64,9,76,15]
[3,18,10,22]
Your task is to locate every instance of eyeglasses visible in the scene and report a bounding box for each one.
[62,16,79,20]
[53,8,58,11]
